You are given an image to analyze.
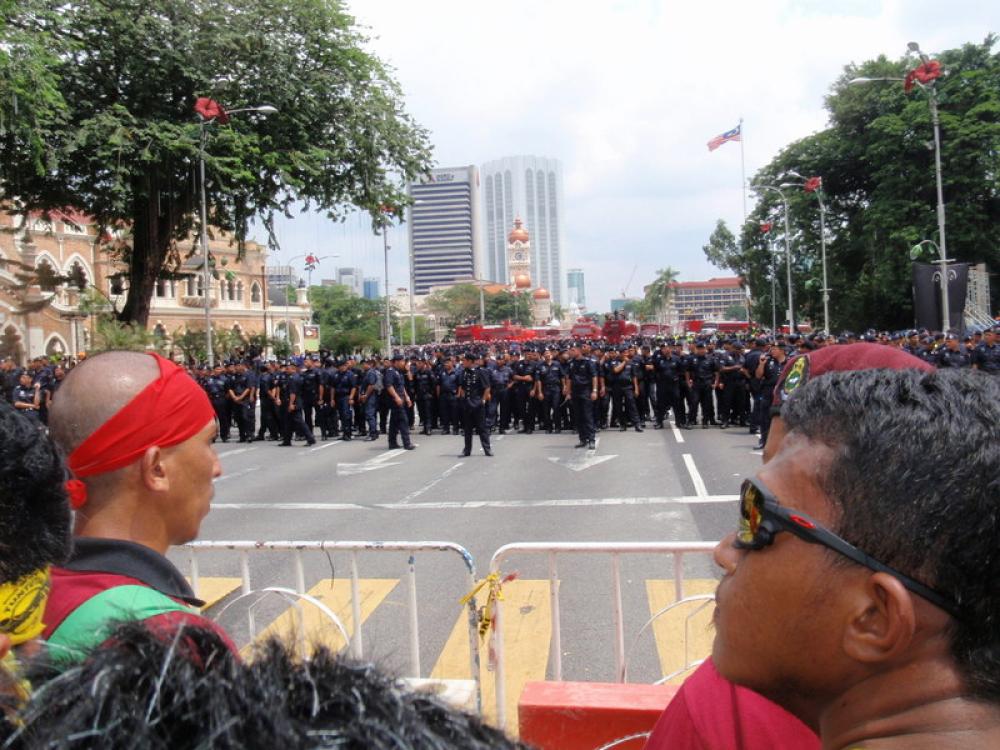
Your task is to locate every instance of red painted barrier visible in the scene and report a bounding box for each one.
[518,681,678,750]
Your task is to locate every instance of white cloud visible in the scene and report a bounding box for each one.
[265,0,998,315]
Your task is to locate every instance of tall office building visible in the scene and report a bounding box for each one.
[363,277,380,300]
[481,155,567,305]
[407,165,482,296]
[567,268,586,308]
[336,267,363,296]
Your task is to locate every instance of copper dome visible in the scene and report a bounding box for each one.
[508,218,529,244]
[532,287,550,300]
[514,274,532,289]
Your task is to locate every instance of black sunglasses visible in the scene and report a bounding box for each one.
[735,477,960,619]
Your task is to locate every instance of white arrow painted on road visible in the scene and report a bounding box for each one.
[547,442,618,472]
[336,449,405,477]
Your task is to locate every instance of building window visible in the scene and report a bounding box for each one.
[66,260,88,290]
[227,279,236,301]
[251,282,261,303]
[63,221,87,235]
[29,218,53,233]
[155,278,167,298]
[236,281,244,302]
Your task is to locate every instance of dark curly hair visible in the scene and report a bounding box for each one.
[14,621,530,749]
[0,402,72,582]
[782,368,1000,702]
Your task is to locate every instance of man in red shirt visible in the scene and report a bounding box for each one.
[45,351,233,662]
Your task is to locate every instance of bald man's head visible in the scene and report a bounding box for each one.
[49,351,160,458]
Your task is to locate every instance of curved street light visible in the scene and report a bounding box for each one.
[849,41,950,330]
[196,103,277,366]
[752,183,795,333]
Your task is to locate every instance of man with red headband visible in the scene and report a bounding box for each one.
[44,351,232,662]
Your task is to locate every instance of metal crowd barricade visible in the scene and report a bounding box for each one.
[488,541,718,729]
[183,540,482,707]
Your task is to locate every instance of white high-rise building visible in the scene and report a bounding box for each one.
[407,165,483,295]
[481,155,567,305]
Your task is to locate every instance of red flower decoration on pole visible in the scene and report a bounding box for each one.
[904,60,941,93]
[760,221,773,233]
[194,97,230,124]
[803,176,822,193]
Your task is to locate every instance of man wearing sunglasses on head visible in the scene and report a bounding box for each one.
[644,344,939,750]
[712,366,1000,749]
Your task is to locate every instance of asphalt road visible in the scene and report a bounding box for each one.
[169,416,763,723]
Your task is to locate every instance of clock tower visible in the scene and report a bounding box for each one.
[507,218,532,292]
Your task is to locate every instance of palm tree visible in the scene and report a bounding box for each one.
[644,266,679,324]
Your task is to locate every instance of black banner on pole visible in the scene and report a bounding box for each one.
[912,262,969,331]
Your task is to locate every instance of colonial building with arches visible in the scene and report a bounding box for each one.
[0,208,312,363]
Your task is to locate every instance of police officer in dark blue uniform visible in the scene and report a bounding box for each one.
[652,340,685,429]
[359,357,382,441]
[437,358,460,435]
[755,343,787,450]
[334,359,357,440]
[413,359,436,435]
[227,361,253,442]
[486,353,513,434]
[936,334,971,368]
[203,365,230,441]
[686,341,720,428]
[11,371,42,426]
[384,354,415,450]
[973,327,1000,374]
[536,349,565,433]
[458,351,492,457]
[279,361,316,446]
[567,344,598,449]
[300,357,321,433]
[257,362,280,440]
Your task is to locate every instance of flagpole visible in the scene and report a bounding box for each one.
[739,117,747,223]
[739,117,750,323]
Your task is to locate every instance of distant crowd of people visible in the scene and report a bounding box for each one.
[179,323,1000,455]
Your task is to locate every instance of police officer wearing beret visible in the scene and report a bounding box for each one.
[457,351,492,457]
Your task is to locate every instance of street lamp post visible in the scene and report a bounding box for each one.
[783,171,830,333]
[382,216,392,356]
[196,103,277,366]
[850,41,949,330]
[754,184,795,332]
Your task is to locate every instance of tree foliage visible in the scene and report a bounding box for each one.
[643,266,679,320]
[1,0,432,326]
[705,37,1000,330]
[308,284,385,354]
[424,283,533,327]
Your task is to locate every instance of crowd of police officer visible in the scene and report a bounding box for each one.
[173,323,1000,456]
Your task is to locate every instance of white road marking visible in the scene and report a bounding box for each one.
[671,424,685,443]
[217,446,258,458]
[750,450,763,456]
[210,494,740,511]
[309,441,344,452]
[336,449,405,477]
[399,462,465,503]
[547,453,618,472]
[682,453,709,498]
[214,466,260,483]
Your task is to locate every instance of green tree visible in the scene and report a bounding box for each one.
[309,284,384,354]
[643,266,679,321]
[1,0,432,327]
[724,38,1000,330]
[724,304,748,321]
[424,283,533,327]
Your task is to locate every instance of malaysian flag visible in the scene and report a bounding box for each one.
[707,124,741,152]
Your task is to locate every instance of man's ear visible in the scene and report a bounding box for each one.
[139,446,169,493]
[842,572,916,664]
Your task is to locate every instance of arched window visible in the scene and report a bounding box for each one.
[250,282,262,303]
[236,281,244,302]
[0,325,22,361]
[45,335,67,357]
[155,278,168,298]
[152,323,167,339]
[227,279,236,301]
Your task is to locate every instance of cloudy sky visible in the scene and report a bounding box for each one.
[263,0,997,313]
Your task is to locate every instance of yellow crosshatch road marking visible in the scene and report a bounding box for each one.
[185,577,242,611]
[645,578,717,684]
[430,579,551,735]
[245,578,398,655]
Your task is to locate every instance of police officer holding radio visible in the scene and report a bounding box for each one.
[457,351,492,457]
[334,359,357,440]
